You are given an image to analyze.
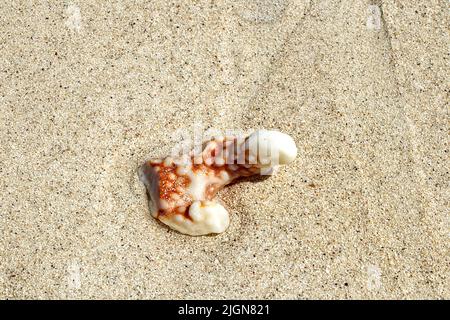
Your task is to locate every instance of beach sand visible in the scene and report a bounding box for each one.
[0,0,448,299]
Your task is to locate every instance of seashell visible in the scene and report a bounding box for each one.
[139,130,297,236]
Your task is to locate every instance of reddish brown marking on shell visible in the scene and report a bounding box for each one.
[191,163,206,173]
[162,206,193,220]
[148,163,191,219]
[156,165,179,201]
[158,205,192,220]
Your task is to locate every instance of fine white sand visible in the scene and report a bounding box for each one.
[0,0,448,299]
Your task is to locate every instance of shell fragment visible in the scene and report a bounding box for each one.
[139,130,297,236]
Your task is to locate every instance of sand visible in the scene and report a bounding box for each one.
[0,0,448,299]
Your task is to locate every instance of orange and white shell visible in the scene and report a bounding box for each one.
[139,130,297,236]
